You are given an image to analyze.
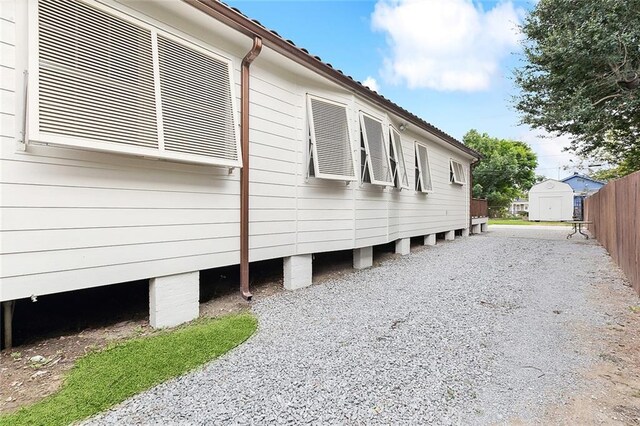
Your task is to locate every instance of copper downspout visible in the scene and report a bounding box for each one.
[240,36,263,301]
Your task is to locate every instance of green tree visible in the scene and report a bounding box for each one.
[464,130,538,217]
[514,0,640,172]
[589,159,637,182]
[589,167,623,182]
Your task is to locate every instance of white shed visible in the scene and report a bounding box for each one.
[528,180,574,221]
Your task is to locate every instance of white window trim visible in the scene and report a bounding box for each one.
[306,94,357,182]
[415,142,433,193]
[27,0,241,168]
[358,111,393,186]
[389,126,410,190]
[450,159,466,185]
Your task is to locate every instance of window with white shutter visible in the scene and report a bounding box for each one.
[307,95,356,181]
[157,35,239,162]
[389,127,409,189]
[415,142,433,193]
[450,159,466,185]
[31,0,240,167]
[37,0,158,149]
[359,112,393,186]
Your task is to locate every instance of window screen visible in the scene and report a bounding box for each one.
[450,160,466,184]
[307,96,356,180]
[415,143,433,193]
[359,113,392,186]
[389,128,409,189]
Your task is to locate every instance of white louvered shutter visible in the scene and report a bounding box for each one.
[360,113,392,186]
[457,162,466,183]
[450,160,466,184]
[38,0,158,148]
[416,143,433,192]
[157,35,239,163]
[390,128,409,189]
[308,97,356,180]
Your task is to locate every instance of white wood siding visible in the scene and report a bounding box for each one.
[0,0,473,301]
[246,67,298,261]
[0,0,16,143]
[1,0,19,302]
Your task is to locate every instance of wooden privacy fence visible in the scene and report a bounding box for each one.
[471,198,488,218]
[584,171,639,295]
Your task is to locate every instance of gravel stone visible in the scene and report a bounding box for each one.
[86,226,626,425]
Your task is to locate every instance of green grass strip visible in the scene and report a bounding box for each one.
[1,313,257,426]
[489,219,569,226]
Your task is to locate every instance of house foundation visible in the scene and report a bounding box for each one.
[461,228,470,237]
[353,247,373,269]
[444,230,455,241]
[395,238,410,255]
[424,234,436,246]
[284,254,313,290]
[149,271,199,328]
[471,217,489,234]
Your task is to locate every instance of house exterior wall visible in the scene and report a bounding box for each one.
[509,201,529,215]
[0,0,474,302]
[1,0,19,302]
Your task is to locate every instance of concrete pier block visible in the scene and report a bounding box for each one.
[395,238,410,255]
[424,234,436,246]
[284,254,313,290]
[353,246,373,269]
[149,271,199,328]
[481,223,489,233]
[461,228,470,237]
[471,223,481,234]
[444,230,455,241]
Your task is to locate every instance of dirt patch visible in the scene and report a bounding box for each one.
[0,284,277,414]
[544,269,640,425]
[0,318,149,414]
[0,246,403,415]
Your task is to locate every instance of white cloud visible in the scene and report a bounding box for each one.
[362,76,380,92]
[371,0,523,91]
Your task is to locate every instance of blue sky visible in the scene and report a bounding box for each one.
[227,0,581,179]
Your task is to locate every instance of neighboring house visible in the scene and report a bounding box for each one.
[561,172,605,195]
[561,172,605,220]
[0,0,481,338]
[509,198,529,216]
[528,180,574,221]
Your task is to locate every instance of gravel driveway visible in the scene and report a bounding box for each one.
[88,226,627,425]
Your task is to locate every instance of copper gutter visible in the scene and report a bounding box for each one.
[182,0,480,160]
[239,36,262,301]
